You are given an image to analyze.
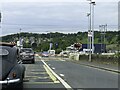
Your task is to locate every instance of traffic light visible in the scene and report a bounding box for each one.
[31,42,37,49]
[74,43,82,49]
[55,43,58,49]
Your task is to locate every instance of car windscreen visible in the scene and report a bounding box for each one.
[0,49,9,56]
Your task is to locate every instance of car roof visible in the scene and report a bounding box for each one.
[0,42,16,47]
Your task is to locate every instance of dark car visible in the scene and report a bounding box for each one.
[0,42,25,88]
[20,48,35,64]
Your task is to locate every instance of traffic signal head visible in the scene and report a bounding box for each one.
[74,43,82,49]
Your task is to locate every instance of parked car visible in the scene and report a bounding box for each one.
[41,51,49,57]
[0,42,25,88]
[20,48,35,64]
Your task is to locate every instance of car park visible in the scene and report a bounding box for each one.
[0,42,25,88]
[20,48,35,64]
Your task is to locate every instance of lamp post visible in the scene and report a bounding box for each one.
[46,31,52,50]
[0,12,1,43]
[99,24,107,53]
[92,1,96,54]
[19,28,23,48]
[87,0,96,61]
[87,13,91,62]
[87,13,90,50]
[0,12,1,23]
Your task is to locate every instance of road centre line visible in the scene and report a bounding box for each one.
[38,56,73,90]
[60,74,64,77]
[52,67,55,70]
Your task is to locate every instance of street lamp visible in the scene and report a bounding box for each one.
[87,13,91,61]
[45,31,52,50]
[92,1,96,54]
[87,0,96,61]
[19,28,23,48]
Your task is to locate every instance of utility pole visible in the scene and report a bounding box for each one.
[99,24,107,53]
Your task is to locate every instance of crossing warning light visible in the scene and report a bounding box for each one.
[74,43,82,49]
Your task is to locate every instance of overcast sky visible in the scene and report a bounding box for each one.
[0,0,119,36]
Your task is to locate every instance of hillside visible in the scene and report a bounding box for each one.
[1,31,119,53]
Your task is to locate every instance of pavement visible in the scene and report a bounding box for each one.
[63,57,119,73]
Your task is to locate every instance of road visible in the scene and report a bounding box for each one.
[23,56,65,89]
[22,56,119,89]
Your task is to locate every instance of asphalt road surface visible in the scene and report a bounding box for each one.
[22,56,119,89]
[23,57,65,89]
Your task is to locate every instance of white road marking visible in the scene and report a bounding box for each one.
[60,74,64,77]
[52,67,55,70]
[60,59,66,61]
[38,56,73,90]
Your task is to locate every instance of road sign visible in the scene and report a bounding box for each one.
[31,42,37,48]
[88,32,92,37]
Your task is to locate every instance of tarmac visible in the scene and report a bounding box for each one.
[63,57,120,73]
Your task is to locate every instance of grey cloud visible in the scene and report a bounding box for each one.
[1,2,118,35]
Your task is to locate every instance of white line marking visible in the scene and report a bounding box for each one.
[38,56,73,89]
[60,60,66,61]
[52,67,55,70]
[60,74,64,77]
